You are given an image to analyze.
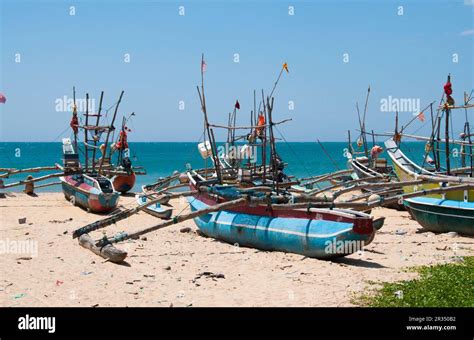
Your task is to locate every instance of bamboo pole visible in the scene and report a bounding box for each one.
[35,181,62,189]
[0,166,59,178]
[317,138,340,170]
[84,93,89,171]
[92,91,104,171]
[73,86,78,150]
[299,169,353,182]
[2,172,80,189]
[208,118,292,130]
[72,189,197,238]
[98,91,124,175]
[274,183,474,211]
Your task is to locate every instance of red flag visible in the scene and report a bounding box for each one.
[235,100,240,110]
[0,93,6,104]
[417,111,425,122]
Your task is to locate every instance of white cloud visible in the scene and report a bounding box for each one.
[460,29,474,36]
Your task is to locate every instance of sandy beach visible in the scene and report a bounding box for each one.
[0,192,472,307]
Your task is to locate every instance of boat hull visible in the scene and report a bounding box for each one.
[187,196,376,259]
[404,197,474,235]
[385,138,474,202]
[61,176,120,213]
[135,194,173,219]
[112,172,136,194]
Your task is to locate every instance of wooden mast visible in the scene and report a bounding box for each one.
[444,75,452,175]
[267,96,278,193]
[197,53,221,183]
[117,116,127,166]
[463,91,473,176]
[261,90,267,184]
[72,87,78,151]
[91,91,104,171]
[84,93,89,172]
[98,91,124,175]
[362,86,371,158]
[436,116,441,171]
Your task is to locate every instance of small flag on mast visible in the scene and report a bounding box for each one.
[201,59,207,73]
[0,93,6,104]
[283,62,289,73]
[235,100,240,110]
[417,111,425,122]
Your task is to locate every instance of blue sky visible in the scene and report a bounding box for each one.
[0,0,472,142]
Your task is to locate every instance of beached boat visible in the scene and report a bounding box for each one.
[186,172,379,259]
[60,173,119,213]
[112,170,136,194]
[386,138,474,235]
[135,194,173,219]
[108,115,145,193]
[403,197,473,235]
[60,138,119,213]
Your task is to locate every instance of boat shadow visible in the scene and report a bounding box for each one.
[330,257,387,268]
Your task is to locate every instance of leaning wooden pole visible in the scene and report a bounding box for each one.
[92,91,104,171]
[84,93,89,171]
[98,91,124,175]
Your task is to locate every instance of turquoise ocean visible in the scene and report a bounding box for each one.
[0,142,430,192]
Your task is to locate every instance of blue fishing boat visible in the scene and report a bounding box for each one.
[404,197,474,235]
[186,174,381,259]
[386,138,474,235]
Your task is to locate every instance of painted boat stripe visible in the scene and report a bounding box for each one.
[211,219,354,238]
[407,205,474,220]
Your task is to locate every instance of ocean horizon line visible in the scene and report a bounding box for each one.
[0,140,416,144]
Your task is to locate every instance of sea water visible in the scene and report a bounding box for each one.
[0,142,431,192]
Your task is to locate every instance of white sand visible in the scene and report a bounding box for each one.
[0,192,472,307]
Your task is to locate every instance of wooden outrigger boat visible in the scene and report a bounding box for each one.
[59,88,126,212]
[60,173,119,213]
[340,87,404,210]
[386,138,474,235]
[60,138,119,213]
[109,115,143,193]
[186,171,379,259]
[384,76,474,235]
[177,56,385,259]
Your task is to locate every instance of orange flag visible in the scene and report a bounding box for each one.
[417,111,425,122]
[283,62,289,73]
